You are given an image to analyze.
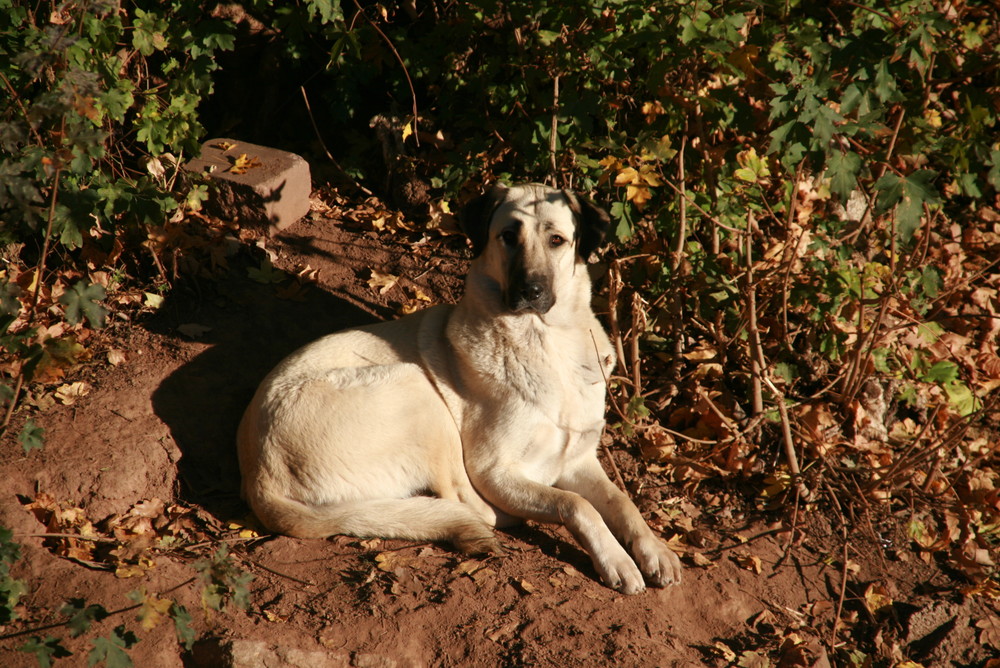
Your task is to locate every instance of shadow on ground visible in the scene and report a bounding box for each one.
[148,266,376,520]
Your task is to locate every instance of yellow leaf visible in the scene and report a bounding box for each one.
[375,551,411,572]
[614,166,639,186]
[214,141,236,151]
[136,594,173,631]
[598,155,621,171]
[626,184,653,208]
[229,153,262,175]
[367,270,399,295]
[401,122,413,142]
[863,583,893,616]
[638,165,662,186]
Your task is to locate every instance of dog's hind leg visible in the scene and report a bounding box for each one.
[250,494,501,554]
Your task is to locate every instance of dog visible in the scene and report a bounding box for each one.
[237,183,682,593]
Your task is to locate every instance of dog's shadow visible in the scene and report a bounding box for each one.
[149,269,376,521]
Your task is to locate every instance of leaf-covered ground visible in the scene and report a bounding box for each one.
[1,189,998,667]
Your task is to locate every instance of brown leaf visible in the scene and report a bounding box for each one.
[977,616,1000,649]
[513,578,535,595]
[733,553,763,574]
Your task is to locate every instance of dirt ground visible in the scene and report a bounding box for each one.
[0,201,994,667]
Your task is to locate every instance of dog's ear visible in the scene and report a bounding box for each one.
[460,184,508,257]
[563,190,610,260]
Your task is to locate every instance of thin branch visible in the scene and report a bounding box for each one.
[830,539,851,649]
[351,0,420,147]
[2,163,62,433]
[548,75,559,184]
[300,86,373,196]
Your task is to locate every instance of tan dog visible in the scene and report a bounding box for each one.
[237,183,682,593]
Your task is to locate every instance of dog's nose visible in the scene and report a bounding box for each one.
[521,283,544,302]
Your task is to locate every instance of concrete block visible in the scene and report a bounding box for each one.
[186,138,311,234]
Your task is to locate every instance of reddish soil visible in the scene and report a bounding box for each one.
[0,204,993,667]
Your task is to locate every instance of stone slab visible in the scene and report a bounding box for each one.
[186,138,311,234]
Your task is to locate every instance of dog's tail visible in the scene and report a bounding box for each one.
[249,494,500,554]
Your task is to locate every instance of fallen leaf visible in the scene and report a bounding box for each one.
[454,560,483,576]
[55,381,91,405]
[375,551,411,573]
[737,649,772,668]
[471,567,496,585]
[143,292,164,310]
[690,552,714,568]
[977,616,1000,649]
[733,553,763,574]
[367,270,399,295]
[107,349,126,366]
[514,578,535,594]
[863,583,893,617]
[229,153,262,175]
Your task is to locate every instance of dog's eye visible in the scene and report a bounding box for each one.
[501,229,518,245]
[549,235,566,248]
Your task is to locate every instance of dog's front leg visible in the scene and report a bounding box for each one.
[557,457,682,588]
[468,466,648,594]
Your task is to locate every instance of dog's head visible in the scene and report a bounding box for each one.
[461,184,610,314]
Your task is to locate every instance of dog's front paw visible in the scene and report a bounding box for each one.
[633,535,682,587]
[593,545,646,595]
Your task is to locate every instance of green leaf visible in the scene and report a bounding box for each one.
[19,636,72,668]
[61,600,109,638]
[87,626,137,668]
[826,151,861,202]
[944,381,980,417]
[19,419,44,454]
[536,30,561,46]
[920,266,941,299]
[170,603,196,650]
[897,170,940,244]
[0,576,27,623]
[0,527,21,572]
[873,172,903,214]
[921,360,959,384]
[59,281,108,329]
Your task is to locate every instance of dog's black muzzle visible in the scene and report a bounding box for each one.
[506,273,555,314]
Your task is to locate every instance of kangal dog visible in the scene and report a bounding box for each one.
[237,183,682,593]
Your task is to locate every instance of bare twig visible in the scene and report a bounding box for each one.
[745,212,808,497]
[548,75,559,184]
[671,135,687,272]
[300,86,373,196]
[630,291,645,393]
[607,261,629,382]
[351,0,420,147]
[2,163,62,433]
[745,214,764,417]
[830,539,851,649]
